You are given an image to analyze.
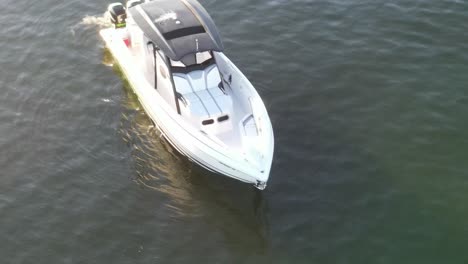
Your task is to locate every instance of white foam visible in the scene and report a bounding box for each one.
[80,12,113,28]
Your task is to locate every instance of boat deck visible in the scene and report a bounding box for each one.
[122,34,250,152]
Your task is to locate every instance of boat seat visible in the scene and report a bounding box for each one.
[173,65,232,119]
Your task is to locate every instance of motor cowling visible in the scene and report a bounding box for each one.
[126,0,144,9]
[108,3,126,28]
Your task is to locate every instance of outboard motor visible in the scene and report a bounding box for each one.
[108,3,126,28]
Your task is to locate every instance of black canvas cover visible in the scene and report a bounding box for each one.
[129,0,224,61]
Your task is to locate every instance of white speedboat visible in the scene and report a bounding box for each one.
[100,0,274,189]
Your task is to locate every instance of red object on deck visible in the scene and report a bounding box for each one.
[123,37,131,47]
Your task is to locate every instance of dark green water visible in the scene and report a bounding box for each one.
[1,0,468,263]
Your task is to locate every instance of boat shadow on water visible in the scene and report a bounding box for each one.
[111,53,272,256]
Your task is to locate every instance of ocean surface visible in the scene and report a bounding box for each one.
[1,0,468,263]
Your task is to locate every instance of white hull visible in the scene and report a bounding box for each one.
[100,1,274,189]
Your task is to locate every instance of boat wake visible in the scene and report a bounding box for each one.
[70,12,116,67]
[70,12,112,37]
[80,12,112,28]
